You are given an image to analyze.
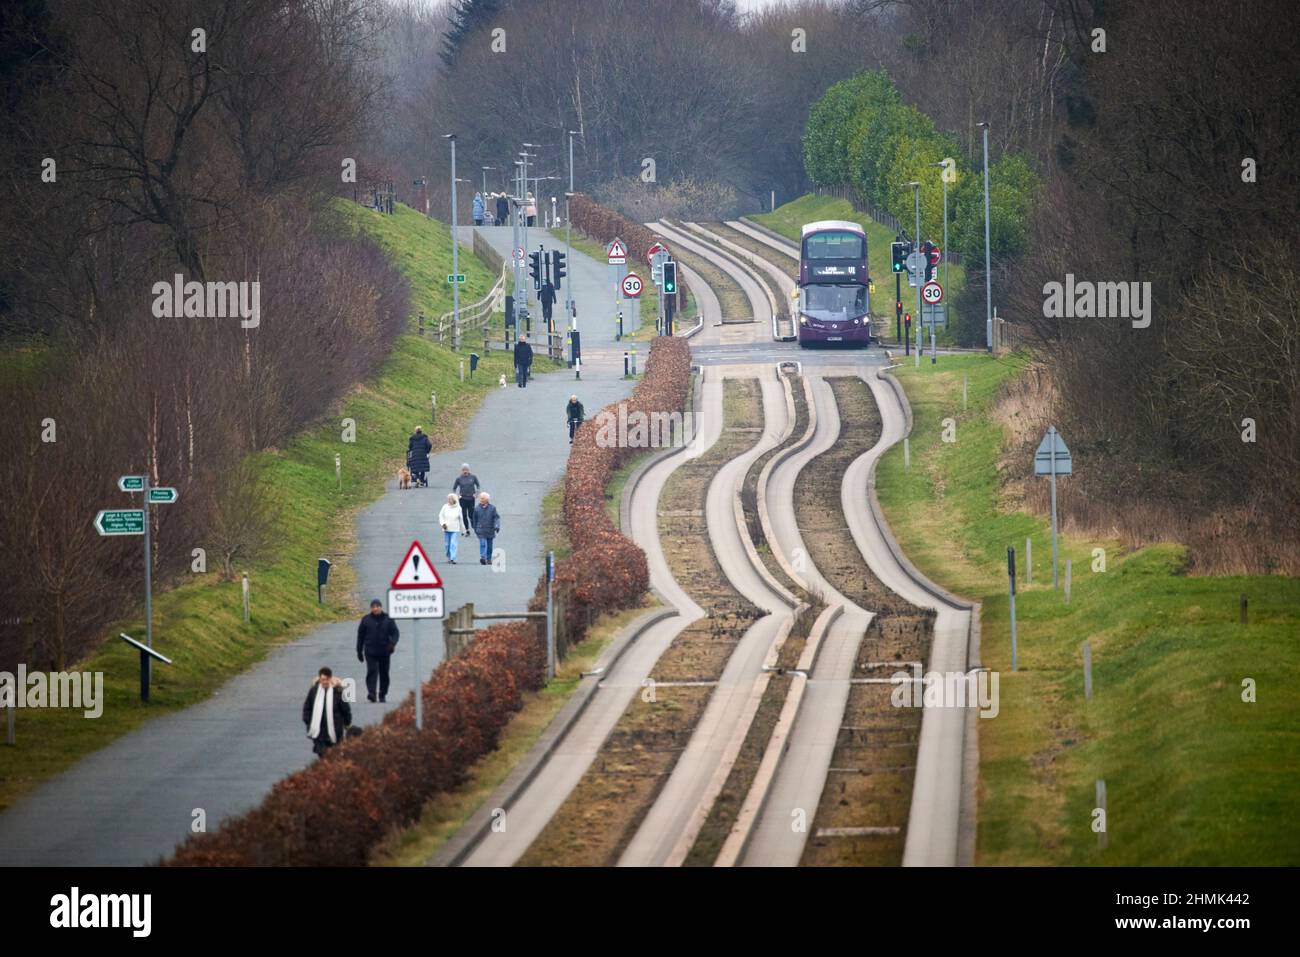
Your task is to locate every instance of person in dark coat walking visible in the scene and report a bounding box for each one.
[407,425,432,486]
[539,280,557,331]
[472,492,501,565]
[496,193,509,226]
[566,394,585,444]
[303,667,352,757]
[356,599,400,702]
[452,463,480,534]
[513,337,534,388]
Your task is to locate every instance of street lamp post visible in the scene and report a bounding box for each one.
[565,191,575,335]
[481,166,494,200]
[566,129,578,323]
[931,160,950,336]
[445,133,460,352]
[520,146,538,256]
[977,121,992,352]
[909,181,922,368]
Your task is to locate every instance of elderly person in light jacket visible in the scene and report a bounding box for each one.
[440,493,466,563]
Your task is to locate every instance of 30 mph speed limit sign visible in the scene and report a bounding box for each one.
[621,273,643,298]
[922,280,944,304]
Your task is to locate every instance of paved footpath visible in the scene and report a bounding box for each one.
[0,227,635,866]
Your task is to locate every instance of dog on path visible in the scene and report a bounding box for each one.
[499,373,507,388]
[398,466,412,490]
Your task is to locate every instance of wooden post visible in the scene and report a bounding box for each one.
[553,588,567,660]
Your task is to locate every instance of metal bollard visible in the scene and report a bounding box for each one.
[630,348,637,376]
[623,351,629,377]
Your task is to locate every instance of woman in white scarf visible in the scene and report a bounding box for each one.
[302,667,352,757]
[440,493,466,563]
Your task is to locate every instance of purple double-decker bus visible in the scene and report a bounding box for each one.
[797,220,871,346]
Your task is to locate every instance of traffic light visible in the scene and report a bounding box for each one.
[662,260,677,295]
[529,251,541,288]
[891,241,907,273]
[552,251,567,289]
[922,241,937,282]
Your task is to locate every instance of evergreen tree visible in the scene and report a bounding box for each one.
[441,0,507,71]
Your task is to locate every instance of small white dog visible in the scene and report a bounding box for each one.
[499,373,507,388]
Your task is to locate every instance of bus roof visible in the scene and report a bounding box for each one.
[802,219,866,238]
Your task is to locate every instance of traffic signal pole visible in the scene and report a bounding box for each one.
[895,270,902,343]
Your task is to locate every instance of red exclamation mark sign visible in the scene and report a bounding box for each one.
[412,553,421,581]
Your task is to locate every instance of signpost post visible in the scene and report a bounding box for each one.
[1034,427,1073,589]
[99,473,178,700]
[546,551,556,680]
[387,540,446,731]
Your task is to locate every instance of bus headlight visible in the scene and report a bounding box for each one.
[799,316,807,325]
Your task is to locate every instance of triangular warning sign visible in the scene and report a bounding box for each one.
[390,540,443,588]
[608,239,627,258]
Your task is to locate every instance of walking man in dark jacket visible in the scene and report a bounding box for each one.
[496,193,509,226]
[451,463,480,535]
[513,337,534,388]
[303,667,352,757]
[407,426,432,487]
[566,394,585,444]
[539,280,557,332]
[472,492,501,565]
[356,599,399,702]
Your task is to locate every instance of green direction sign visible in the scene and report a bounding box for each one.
[95,509,145,536]
[148,487,178,504]
[447,274,466,283]
[118,475,145,492]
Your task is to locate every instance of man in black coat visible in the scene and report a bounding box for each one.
[496,193,509,226]
[356,599,399,702]
[539,280,557,331]
[513,337,534,388]
[407,426,432,487]
[566,394,585,444]
[303,667,352,757]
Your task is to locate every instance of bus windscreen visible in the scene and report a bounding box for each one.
[804,283,867,320]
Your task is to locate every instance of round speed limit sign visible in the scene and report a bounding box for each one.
[922,280,943,304]
[621,273,644,298]
[513,246,525,262]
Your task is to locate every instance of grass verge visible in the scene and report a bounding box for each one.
[874,353,1300,865]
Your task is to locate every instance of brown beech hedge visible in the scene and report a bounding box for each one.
[166,336,691,866]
